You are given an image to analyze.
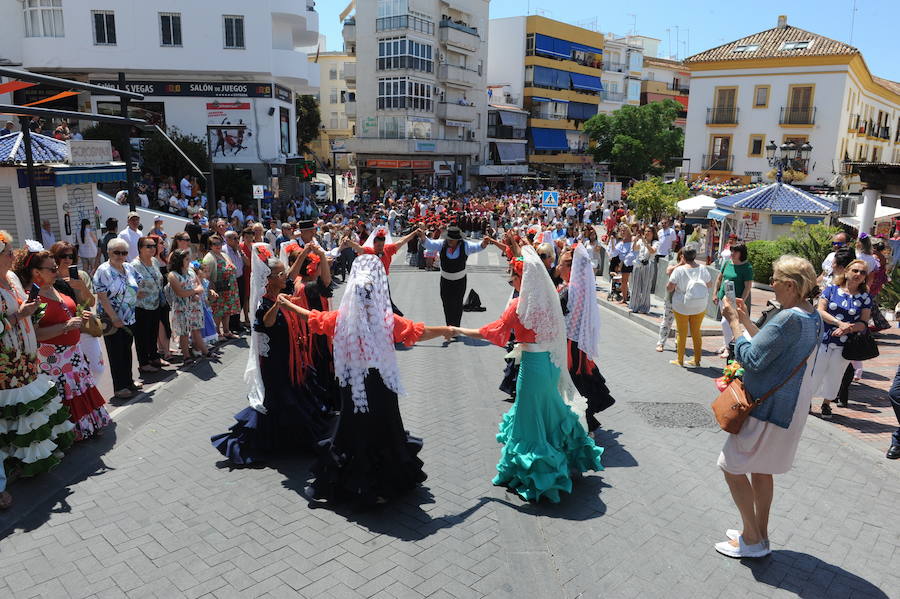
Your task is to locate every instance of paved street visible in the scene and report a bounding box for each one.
[1,259,898,599]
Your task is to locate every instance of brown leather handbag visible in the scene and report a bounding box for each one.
[712,353,813,434]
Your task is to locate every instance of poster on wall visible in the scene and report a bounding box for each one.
[279,107,290,155]
[207,102,255,162]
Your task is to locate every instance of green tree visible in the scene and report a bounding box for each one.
[139,127,209,180]
[583,99,685,180]
[295,95,321,155]
[626,177,687,222]
[82,122,125,155]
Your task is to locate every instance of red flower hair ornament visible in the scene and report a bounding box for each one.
[256,245,273,261]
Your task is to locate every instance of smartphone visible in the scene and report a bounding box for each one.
[27,283,39,302]
[724,280,736,303]
[68,265,79,279]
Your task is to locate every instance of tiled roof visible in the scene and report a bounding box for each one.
[872,76,900,96]
[715,182,838,214]
[0,132,68,164]
[685,24,858,64]
[643,56,686,70]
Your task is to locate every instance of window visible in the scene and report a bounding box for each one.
[23,0,64,38]
[628,52,643,72]
[377,76,432,111]
[377,37,433,73]
[780,40,811,51]
[92,10,116,45]
[627,80,641,102]
[159,12,182,46]
[732,44,759,53]
[330,112,339,129]
[329,67,337,80]
[378,116,404,138]
[223,15,244,49]
[753,85,769,108]
[329,89,338,104]
[748,134,765,157]
[377,0,408,18]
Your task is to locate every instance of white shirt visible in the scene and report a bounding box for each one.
[821,251,836,277]
[612,241,636,267]
[41,228,56,248]
[656,227,676,256]
[138,193,149,208]
[668,264,712,315]
[180,177,192,197]
[231,209,245,224]
[224,243,243,277]
[118,227,142,261]
[217,199,227,217]
[856,251,878,274]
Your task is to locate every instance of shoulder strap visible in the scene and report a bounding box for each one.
[755,315,821,404]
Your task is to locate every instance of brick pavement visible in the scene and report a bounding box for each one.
[596,276,900,453]
[0,264,897,598]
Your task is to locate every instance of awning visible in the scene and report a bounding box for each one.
[530,128,569,151]
[772,215,824,225]
[570,73,603,92]
[495,142,527,164]
[498,110,527,129]
[567,101,598,120]
[533,66,571,90]
[535,34,571,58]
[53,167,127,186]
[531,97,551,102]
[837,198,900,228]
[708,208,734,221]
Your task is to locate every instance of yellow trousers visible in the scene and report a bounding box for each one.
[673,311,705,366]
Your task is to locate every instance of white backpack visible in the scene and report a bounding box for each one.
[684,267,709,302]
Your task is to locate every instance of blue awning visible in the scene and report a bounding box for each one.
[708,208,734,221]
[530,128,569,151]
[771,215,824,225]
[531,97,551,102]
[567,101,598,120]
[570,42,603,55]
[570,73,603,92]
[54,167,127,186]
[535,34,571,58]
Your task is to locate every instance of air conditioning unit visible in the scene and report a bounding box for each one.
[467,130,476,140]
[839,195,859,216]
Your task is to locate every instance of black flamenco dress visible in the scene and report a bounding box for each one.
[559,286,615,433]
[305,310,427,504]
[210,297,332,465]
[295,279,341,413]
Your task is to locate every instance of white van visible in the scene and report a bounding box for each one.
[311,182,329,202]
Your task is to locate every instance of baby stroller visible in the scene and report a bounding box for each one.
[607,272,624,302]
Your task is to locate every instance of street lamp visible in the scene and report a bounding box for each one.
[766,138,812,182]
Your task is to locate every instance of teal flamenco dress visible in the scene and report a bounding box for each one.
[480,298,603,503]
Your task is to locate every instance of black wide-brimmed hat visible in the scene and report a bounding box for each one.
[445,226,463,240]
[296,220,315,231]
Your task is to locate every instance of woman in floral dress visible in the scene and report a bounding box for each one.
[167,249,208,364]
[202,235,239,339]
[13,243,106,442]
[1,234,75,508]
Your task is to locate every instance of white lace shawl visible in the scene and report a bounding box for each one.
[332,254,403,412]
[566,244,602,364]
[278,239,301,269]
[244,242,273,414]
[516,246,579,407]
[362,226,393,249]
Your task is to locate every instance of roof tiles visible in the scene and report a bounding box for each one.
[685,24,858,64]
[715,182,838,214]
[0,132,69,164]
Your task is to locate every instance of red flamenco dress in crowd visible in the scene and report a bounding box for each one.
[36,292,110,440]
[306,309,427,504]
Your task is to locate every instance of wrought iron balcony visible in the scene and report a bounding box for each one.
[702,154,733,171]
[779,106,816,125]
[706,107,738,125]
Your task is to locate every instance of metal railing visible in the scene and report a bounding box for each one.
[602,90,626,102]
[779,106,816,125]
[706,107,738,125]
[702,154,734,171]
[376,14,434,35]
[439,19,478,36]
[603,62,627,73]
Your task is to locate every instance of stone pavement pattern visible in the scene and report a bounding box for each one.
[0,264,898,599]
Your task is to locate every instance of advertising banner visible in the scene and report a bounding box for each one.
[207,102,254,163]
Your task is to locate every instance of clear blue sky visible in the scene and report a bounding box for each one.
[316,0,900,81]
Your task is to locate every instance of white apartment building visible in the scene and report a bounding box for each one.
[598,34,652,114]
[683,15,900,188]
[308,51,355,171]
[341,0,489,192]
[0,0,320,182]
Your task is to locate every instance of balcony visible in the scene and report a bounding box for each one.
[706,107,738,125]
[779,106,816,125]
[438,63,477,88]
[376,14,435,35]
[603,62,627,73]
[876,126,891,141]
[342,18,355,46]
[437,102,476,122]
[271,49,317,91]
[345,100,356,119]
[270,0,318,47]
[343,62,356,89]
[702,154,734,171]
[847,113,860,132]
[487,125,526,140]
[439,20,480,53]
[601,90,626,103]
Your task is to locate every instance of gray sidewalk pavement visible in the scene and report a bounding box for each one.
[0,266,897,599]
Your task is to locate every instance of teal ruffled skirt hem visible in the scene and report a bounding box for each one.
[493,351,603,504]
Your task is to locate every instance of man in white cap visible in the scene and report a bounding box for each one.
[118,211,142,260]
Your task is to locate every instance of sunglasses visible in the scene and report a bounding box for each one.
[57,253,75,260]
[832,241,846,247]
[110,250,128,256]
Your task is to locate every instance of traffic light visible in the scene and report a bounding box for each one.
[297,159,316,181]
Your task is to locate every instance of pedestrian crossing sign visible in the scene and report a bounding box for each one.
[541,190,559,207]
[592,182,604,192]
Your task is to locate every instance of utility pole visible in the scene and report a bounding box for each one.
[19,117,42,240]
[118,72,136,211]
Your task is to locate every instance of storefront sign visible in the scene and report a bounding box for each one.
[366,160,433,169]
[90,80,274,98]
[67,140,113,165]
[16,169,55,188]
[13,86,79,111]
[414,141,436,152]
[274,84,293,103]
[445,120,469,128]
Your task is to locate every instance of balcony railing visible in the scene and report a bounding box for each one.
[848,113,860,131]
[779,106,816,125]
[603,62,627,73]
[487,125,526,140]
[376,14,434,35]
[438,63,477,87]
[706,107,738,125]
[602,90,626,102]
[439,20,479,52]
[439,19,477,36]
[876,126,891,140]
[702,154,734,171]
[437,101,476,122]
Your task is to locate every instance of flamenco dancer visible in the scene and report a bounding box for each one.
[285,243,341,414]
[275,255,452,505]
[211,244,331,465]
[556,244,616,434]
[453,246,603,503]
[349,225,420,316]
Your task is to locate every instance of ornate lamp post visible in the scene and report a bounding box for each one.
[766,139,812,182]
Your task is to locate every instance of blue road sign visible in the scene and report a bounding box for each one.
[592,182,604,192]
[541,190,559,207]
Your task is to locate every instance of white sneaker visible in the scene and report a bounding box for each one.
[726,529,770,550]
[714,535,771,558]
